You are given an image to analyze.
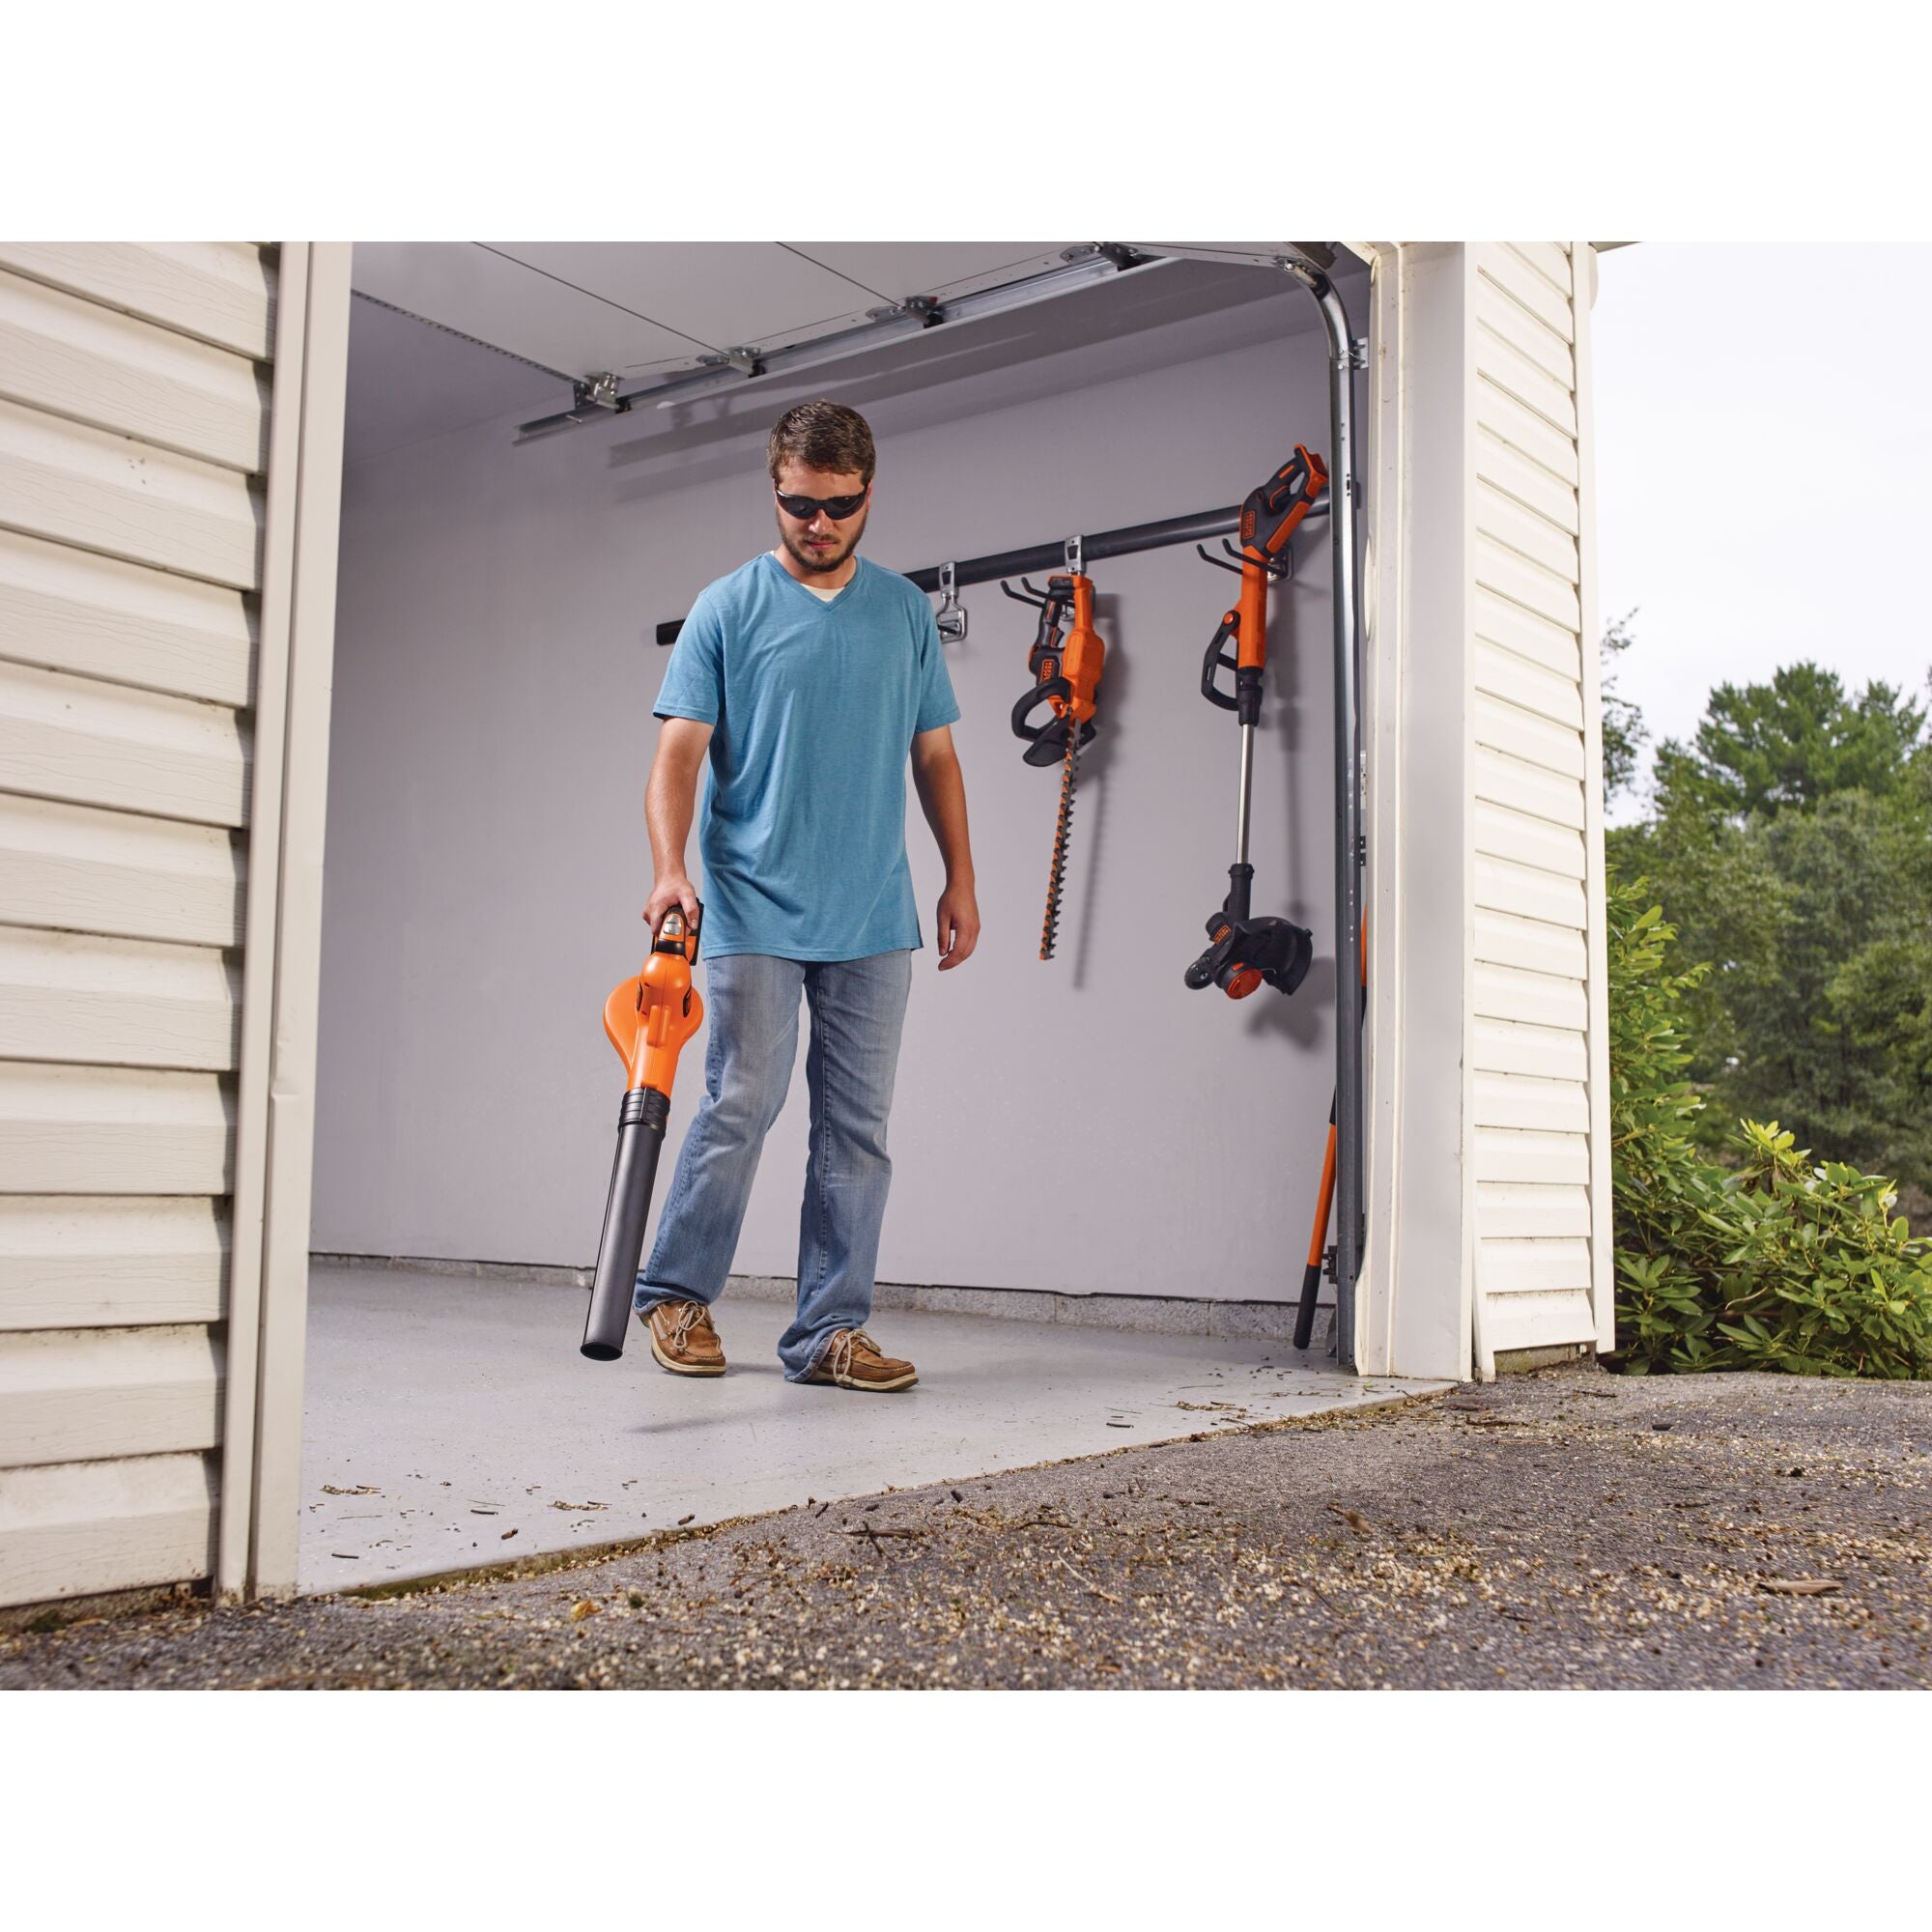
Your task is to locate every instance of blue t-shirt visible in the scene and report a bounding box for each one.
[653,552,962,960]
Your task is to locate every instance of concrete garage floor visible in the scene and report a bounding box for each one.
[298,1264,1442,1595]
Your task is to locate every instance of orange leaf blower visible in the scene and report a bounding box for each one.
[581,904,705,1360]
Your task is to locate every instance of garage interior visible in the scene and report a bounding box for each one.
[300,242,1427,1593]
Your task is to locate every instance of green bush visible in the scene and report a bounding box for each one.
[1606,873,1932,1378]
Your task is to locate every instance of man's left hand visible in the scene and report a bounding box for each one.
[936,881,980,971]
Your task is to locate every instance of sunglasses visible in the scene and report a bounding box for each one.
[774,486,869,522]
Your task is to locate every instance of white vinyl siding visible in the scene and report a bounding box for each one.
[0,1325,224,1466]
[1466,242,1605,1365]
[0,243,274,1609]
[0,792,245,948]
[0,1453,218,1608]
[0,1196,228,1331]
[0,243,276,359]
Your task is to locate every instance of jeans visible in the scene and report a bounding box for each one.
[634,949,914,1378]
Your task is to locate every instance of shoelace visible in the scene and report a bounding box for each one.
[825,1329,878,1379]
[668,1301,712,1350]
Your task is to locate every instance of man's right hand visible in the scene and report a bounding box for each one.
[643,872,700,938]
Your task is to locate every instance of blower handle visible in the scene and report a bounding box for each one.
[652,899,702,961]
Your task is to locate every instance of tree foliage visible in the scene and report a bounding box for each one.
[1606,876,1932,1378]
[1652,662,1924,823]
[1605,639,1932,1216]
[1599,609,1649,802]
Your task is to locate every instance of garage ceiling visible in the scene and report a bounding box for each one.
[342,243,1367,467]
[351,242,1085,382]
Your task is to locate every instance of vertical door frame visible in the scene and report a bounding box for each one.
[214,242,351,1601]
[1570,241,1616,1355]
[1355,242,1479,1383]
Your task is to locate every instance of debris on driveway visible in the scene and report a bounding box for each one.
[4,1368,1926,1690]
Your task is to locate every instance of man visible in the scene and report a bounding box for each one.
[634,399,980,1392]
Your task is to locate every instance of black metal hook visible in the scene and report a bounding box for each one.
[1000,577,1055,609]
[1194,539,1294,582]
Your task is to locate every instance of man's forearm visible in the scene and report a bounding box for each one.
[646,760,696,880]
[914,751,975,883]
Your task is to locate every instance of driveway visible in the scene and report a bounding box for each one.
[5,1367,1926,1689]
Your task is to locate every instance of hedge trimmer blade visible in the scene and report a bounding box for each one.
[1040,724,1081,961]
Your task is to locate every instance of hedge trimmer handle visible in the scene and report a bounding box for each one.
[1011,674,1082,766]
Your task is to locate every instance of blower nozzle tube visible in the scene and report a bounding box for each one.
[581,1084,671,1360]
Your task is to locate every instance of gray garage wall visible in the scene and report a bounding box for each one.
[314,294,1346,1304]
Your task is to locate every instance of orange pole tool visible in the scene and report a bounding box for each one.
[1293,917,1366,1352]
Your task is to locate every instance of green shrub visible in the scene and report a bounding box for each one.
[1606,873,1932,1378]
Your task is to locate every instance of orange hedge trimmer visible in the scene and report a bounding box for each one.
[1008,554,1107,960]
[1184,447,1327,1000]
[581,904,705,1360]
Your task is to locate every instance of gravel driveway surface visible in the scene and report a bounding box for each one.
[5,1367,1927,1689]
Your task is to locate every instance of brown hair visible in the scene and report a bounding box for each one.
[767,400,876,487]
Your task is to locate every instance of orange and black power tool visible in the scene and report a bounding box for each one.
[1184,446,1328,1001]
[1294,918,1367,1351]
[581,904,705,1360]
[1008,565,1106,960]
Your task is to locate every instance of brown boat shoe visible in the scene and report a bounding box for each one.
[642,1298,725,1377]
[802,1328,918,1392]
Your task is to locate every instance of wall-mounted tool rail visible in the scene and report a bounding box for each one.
[652,493,1330,646]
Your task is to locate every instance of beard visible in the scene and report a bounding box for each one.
[777,504,867,576]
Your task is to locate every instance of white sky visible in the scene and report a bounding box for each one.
[1592,243,1932,818]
